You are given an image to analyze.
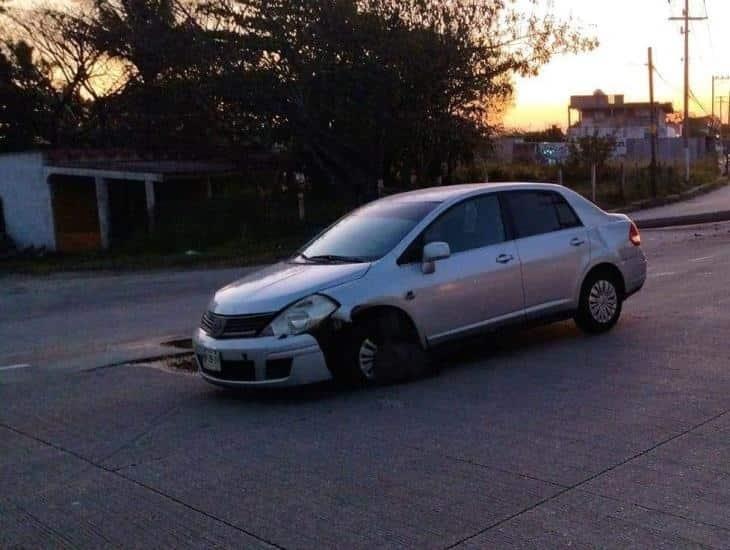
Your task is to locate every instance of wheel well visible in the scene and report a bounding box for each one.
[583,263,626,296]
[351,305,422,344]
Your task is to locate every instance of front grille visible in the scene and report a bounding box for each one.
[200,311,276,339]
[199,355,257,381]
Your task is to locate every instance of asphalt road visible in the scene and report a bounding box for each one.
[0,267,255,371]
[2,222,730,548]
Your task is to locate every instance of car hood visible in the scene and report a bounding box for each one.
[209,261,371,315]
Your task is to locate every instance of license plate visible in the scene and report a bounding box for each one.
[203,349,221,372]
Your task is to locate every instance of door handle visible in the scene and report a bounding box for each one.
[496,254,514,264]
[570,237,586,247]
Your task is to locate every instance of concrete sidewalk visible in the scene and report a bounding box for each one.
[630,183,730,220]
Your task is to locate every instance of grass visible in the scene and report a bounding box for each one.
[0,234,304,275]
[1,196,345,275]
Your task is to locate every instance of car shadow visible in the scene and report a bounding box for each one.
[210,379,363,404]
[205,320,591,403]
[434,320,586,369]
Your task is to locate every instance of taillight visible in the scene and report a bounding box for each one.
[629,222,641,246]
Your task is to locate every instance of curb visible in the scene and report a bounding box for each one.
[83,350,194,372]
[635,210,730,229]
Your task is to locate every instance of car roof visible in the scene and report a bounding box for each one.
[382,182,567,204]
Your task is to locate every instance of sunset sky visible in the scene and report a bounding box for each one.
[505,0,730,130]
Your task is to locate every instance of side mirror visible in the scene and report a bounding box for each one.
[422,241,450,274]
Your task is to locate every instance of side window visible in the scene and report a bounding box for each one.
[423,194,506,254]
[504,191,562,238]
[552,194,582,229]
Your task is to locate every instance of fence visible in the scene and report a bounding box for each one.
[622,137,707,163]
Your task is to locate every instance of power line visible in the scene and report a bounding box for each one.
[697,0,719,69]
[652,66,674,90]
[652,65,683,99]
[689,88,709,115]
[653,65,707,115]
[702,0,715,52]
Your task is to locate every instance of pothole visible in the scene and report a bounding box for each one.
[135,354,197,375]
[161,338,193,350]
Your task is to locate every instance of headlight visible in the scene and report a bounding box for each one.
[262,294,338,337]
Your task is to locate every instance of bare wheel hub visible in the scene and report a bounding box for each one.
[358,338,378,380]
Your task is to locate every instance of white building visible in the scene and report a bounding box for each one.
[0,151,236,253]
[568,91,676,140]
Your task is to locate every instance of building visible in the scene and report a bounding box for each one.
[568,91,676,140]
[0,150,240,253]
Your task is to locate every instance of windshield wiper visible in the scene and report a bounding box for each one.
[304,254,368,264]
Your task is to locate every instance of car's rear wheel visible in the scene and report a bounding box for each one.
[575,271,623,333]
[342,311,432,385]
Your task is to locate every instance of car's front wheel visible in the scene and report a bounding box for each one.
[574,271,623,334]
[341,311,432,385]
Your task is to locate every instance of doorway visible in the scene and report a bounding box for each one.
[50,175,101,252]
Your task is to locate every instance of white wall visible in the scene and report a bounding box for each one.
[569,126,648,140]
[0,152,56,250]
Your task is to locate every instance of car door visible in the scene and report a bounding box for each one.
[502,190,590,318]
[398,193,525,344]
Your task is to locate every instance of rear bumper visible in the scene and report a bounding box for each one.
[193,329,332,388]
[620,252,647,298]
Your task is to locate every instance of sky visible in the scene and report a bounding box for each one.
[505,0,730,130]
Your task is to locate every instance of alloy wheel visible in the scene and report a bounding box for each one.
[588,280,618,324]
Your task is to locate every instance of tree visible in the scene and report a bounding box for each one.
[1,0,596,188]
[0,2,124,149]
[569,134,617,168]
[0,40,57,151]
[516,125,566,143]
[80,0,203,148]
[210,0,596,192]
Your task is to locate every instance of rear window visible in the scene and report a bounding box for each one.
[553,194,582,229]
[504,191,582,238]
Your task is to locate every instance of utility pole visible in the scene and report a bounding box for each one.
[711,75,730,136]
[718,97,726,131]
[712,76,730,122]
[648,47,658,198]
[720,92,730,176]
[718,97,729,174]
[670,0,707,184]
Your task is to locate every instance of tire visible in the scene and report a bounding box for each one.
[340,311,432,385]
[574,271,623,334]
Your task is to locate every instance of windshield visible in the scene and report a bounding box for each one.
[297,200,439,263]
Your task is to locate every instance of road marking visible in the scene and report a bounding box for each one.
[0,363,31,371]
[649,271,676,278]
[690,255,715,263]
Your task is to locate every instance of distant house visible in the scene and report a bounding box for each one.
[568,91,676,140]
